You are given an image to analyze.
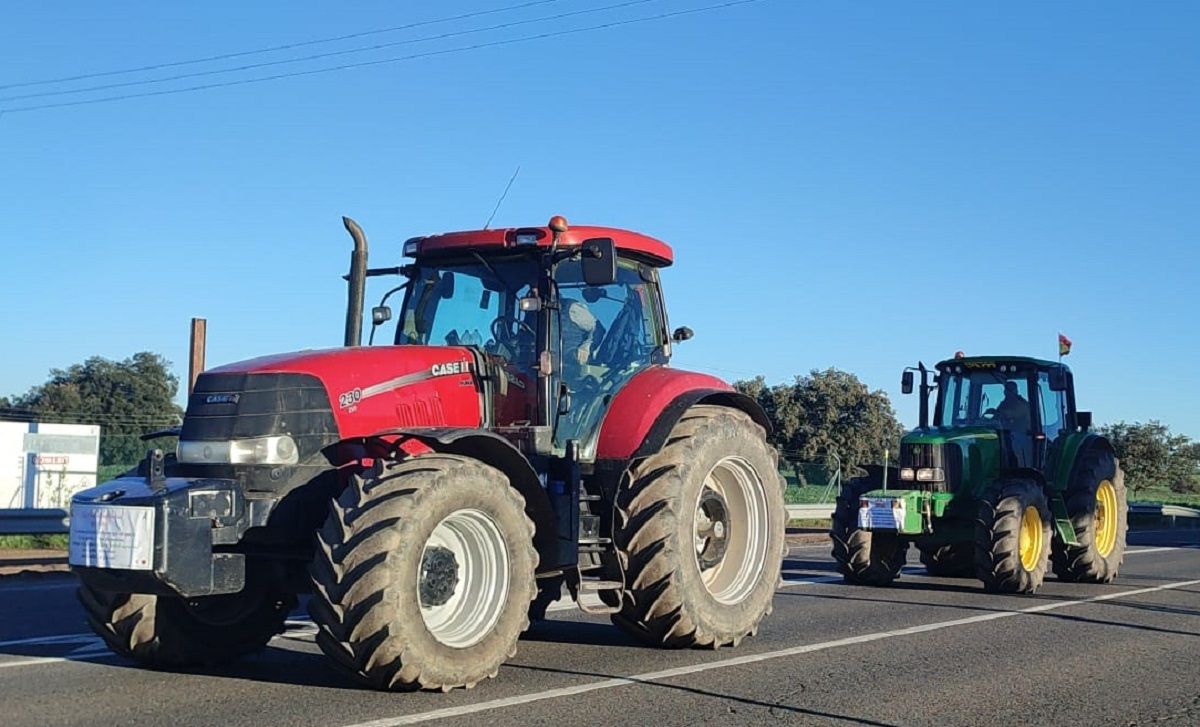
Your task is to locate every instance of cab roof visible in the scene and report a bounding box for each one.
[406,223,674,267]
[936,355,1067,371]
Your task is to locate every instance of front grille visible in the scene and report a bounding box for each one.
[901,443,961,493]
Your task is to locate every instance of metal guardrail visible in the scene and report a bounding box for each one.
[0,508,69,535]
[786,504,834,520]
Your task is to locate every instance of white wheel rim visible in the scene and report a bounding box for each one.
[418,508,509,648]
[693,455,770,605]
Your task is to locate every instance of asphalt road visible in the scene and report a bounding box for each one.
[2,529,1198,727]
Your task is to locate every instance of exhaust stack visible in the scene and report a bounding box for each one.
[343,216,368,347]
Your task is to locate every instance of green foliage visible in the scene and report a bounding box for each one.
[736,368,903,474]
[0,534,68,550]
[1100,420,1199,495]
[6,352,183,466]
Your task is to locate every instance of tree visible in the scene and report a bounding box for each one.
[6,352,184,465]
[1099,420,1199,495]
[735,369,904,474]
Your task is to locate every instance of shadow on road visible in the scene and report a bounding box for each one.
[522,618,644,648]
[506,662,902,726]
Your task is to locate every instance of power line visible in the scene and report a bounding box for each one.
[0,0,765,114]
[0,0,566,91]
[0,0,661,104]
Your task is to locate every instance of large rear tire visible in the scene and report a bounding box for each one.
[975,480,1051,594]
[309,455,537,691]
[1052,451,1128,583]
[611,406,785,649]
[917,541,975,577]
[830,478,906,586]
[77,575,294,668]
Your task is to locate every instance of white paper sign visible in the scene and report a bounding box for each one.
[858,497,904,530]
[69,504,155,571]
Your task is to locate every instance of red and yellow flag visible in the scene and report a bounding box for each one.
[1058,333,1072,357]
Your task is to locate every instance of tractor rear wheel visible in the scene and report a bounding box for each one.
[975,480,1051,594]
[830,478,907,586]
[77,573,294,667]
[917,542,975,577]
[1052,450,1128,583]
[612,406,785,649]
[309,455,537,691]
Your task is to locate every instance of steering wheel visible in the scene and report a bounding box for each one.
[490,315,536,345]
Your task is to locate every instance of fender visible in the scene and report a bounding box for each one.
[368,428,558,567]
[1048,431,1113,492]
[594,366,771,462]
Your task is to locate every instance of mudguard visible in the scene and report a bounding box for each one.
[594,366,770,462]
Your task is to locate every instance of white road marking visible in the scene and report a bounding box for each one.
[342,577,1200,727]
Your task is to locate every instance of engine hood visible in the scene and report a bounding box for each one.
[196,345,484,440]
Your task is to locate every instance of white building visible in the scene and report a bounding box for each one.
[0,421,100,509]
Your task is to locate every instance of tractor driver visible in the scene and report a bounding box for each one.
[561,299,598,386]
[995,381,1032,433]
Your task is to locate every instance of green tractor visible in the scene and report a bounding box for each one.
[831,355,1127,594]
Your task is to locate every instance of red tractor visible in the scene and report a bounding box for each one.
[68,216,786,691]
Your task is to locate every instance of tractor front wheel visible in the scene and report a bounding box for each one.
[1052,451,1128,583]
[975,480,1051,594]
[917,541,975,578]
[309,455,537,691]
[612,405,785,649]
[77,572,294,668]
[830,479,907,586]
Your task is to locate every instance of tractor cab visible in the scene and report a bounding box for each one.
[922,356,1089,472]
[355,216,683,460]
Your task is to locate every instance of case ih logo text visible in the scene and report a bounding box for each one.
[431,361,468,377]
[205,394,240,405]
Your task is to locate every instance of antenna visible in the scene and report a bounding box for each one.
[483,165,521,229]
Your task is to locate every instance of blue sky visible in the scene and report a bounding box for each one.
[1,1,1197,436]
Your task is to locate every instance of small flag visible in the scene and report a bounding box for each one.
[1058,333,1072,357]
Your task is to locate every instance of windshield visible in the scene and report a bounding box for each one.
[396,256,539,366]
[936,368,1032,433]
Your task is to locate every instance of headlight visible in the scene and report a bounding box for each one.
[916,467,945,482]
[177,435,299,465]
[899,467,916,481]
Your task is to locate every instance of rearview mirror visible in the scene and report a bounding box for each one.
[371,306,392,325]
[1048,366,1067,391]
[1076,411,1092,431]
[901,371,914,395]
[672,326,694,343]
[581,237,616,286]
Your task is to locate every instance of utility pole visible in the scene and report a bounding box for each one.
[188,318,207,396]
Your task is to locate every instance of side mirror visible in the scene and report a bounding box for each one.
[371,306,392,326]
[580,237,617,286]
[901,371,914,395]
[1048,366,1068,392]
[519,295,542,312]
[439,271,455,299]
[672,326,694,343]
[1076,411,1092,431]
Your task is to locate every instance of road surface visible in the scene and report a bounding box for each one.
[1,529,1197,726]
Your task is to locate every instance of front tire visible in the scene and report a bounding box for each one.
[77,576,294,668]
[1052,451,1128,583]
[917,541,975,577]
[975,480,1051,594]
[830,478,906,586]
[309,455,537,691]
[612,406,785,649]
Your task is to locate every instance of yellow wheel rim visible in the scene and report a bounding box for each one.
[1018,506,1044,572]
[1094,480,1118,557]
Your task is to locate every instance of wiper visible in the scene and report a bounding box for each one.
[471,252,519,295]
